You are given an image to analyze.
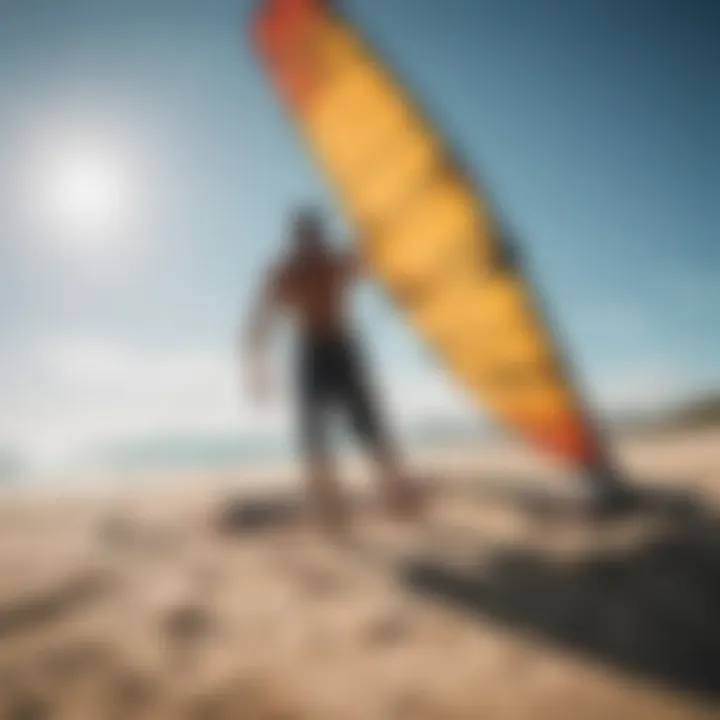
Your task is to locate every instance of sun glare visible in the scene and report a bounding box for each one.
[37,141,136,252]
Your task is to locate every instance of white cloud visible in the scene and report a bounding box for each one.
[1,333,483,473]
[0,336,293,472]
[383,368,481,425]
[0,333,710,477]
[589,361,694,414]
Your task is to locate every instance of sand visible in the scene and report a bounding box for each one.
[0,430,718,719]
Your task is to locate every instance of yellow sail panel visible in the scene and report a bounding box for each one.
[251,0,602,466]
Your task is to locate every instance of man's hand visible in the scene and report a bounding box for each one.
[241,267,281,406]
[247,360,275,405]
[243,330,280,407]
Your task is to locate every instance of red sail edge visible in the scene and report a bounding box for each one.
[250,0,327,112]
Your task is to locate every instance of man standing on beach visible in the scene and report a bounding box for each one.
[243,208,424,532]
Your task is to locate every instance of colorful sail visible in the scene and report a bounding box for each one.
[249,0,604,467]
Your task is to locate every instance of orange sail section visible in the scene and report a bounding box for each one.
[249,0,603,467]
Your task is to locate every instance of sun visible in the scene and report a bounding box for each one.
[54,154,123,231]
[38,141,136,251]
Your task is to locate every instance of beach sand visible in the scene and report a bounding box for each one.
[0,429,718,719]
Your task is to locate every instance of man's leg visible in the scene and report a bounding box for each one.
[305,452,348,533]
[299,343,348,533]
[369,441,425,519]
[340,342,425,519]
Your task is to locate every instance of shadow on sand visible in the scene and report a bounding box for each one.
[398,478,720,702]
[212,476,720,701]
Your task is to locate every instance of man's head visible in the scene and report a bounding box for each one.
[290,207,327,257]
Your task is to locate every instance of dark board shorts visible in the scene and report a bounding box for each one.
[297,332,387,460]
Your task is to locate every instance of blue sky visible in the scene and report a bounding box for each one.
[0,0,718,474]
